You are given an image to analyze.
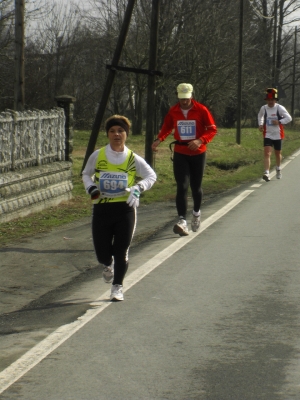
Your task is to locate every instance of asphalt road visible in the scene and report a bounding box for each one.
[1,150,300,399]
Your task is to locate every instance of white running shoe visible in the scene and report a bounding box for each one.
[276,169,282,179]
[191,214,201,232]
[102,261,114,283]
[173,219,189,236]
[110,284,124,301]
[262,172,270,182]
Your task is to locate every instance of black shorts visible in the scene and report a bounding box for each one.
[263,138,282,151]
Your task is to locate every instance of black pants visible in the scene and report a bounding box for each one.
[92,202,136,285]
[173,151,206,219]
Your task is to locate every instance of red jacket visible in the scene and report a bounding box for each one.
[157,99,217,156]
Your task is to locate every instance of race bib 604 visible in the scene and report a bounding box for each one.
[266,117,277,126]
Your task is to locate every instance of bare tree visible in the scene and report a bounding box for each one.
[25,3,82,109]
[3,0,300,128]
[0,0,15,109]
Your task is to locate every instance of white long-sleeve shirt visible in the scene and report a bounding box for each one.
[82,144,156,193]
[258,103,292,140]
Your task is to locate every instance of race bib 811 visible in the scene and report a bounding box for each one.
[266,117,277,126]
[177,120,196,140]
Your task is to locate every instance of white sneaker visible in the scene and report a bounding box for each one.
[191,214,201,232]
[262,172,270,182]
[276,169,282,179]
[173,218,189,236]
[110,284,124,301]
[102,261,114,283]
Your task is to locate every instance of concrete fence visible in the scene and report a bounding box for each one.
[0,95,76,223]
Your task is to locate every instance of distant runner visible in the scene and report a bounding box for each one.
[258,88,292,182]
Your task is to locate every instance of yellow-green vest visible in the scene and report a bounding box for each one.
[94,147,136,203]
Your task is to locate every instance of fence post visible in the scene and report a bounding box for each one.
[55,95,76,162]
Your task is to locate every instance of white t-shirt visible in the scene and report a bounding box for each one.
[257,104,292,140]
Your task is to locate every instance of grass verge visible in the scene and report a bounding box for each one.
[1,127,300,246]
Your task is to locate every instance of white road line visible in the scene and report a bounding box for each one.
[0,189,254,394]
[292,149,300,157]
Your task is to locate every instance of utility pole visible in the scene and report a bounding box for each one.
[291,26,297,127]
[236,0,243,144]
[14,0,25,111]
[272,0,278,87]
[145,0,160,167]
[81,0,137,173]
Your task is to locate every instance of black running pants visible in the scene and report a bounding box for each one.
[92,202,136,285]
[173,151,206,219]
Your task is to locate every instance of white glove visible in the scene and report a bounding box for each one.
[126,185,140,208]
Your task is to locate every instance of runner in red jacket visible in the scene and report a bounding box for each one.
[152,83,217,236]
